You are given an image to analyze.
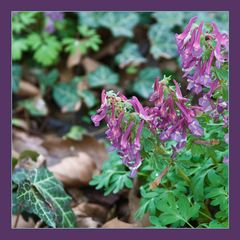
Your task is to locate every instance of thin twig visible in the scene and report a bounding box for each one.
[149,166,169,190]
[34,220,43,228]
[13,204,23,228]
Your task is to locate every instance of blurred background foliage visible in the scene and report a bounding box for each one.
[12,11,228,137]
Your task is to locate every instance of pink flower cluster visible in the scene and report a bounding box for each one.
[176,16,229,96]
[91,78,204,176]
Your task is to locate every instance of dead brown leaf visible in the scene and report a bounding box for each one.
[59,67,74,82]
[102,217,136,228]
[18,80,39,97]
[128,179,151,227]
[49,153,96,187]
[12,215,35,228]
[76,217,100,228]
[73,203,108,222]
[43,135,107,169]
[82,57,100,73]
[67,49,82,69]
[13,129,48,157]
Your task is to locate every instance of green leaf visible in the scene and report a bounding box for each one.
[148,24,177,59]
[36,69,59,95]
[12,168,29,185]
[16,168,76,228]
[78,89,97,108]
[115,42,146,68]
[88,66,119,88]
[133,67,161,98]
[99,12,139,37]
[12,38,28,61]
[12,64,22,93]
[53,78,81,112]
[152,12,185,28]
[90,148,133,195]
[156,194,199,227]
[214,67,228,82]
[19,150,40,161]
[64,125,87,141]
[19,97,48,116]
[12,12,38,34]
[28,33,61,66]
[78,12,104,28]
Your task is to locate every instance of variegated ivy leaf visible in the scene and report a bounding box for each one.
[133,67,161,99]
[19,97,48,116]
[99,12,139,38]
[16,167,76,228]
[88,66,119,88]
[152,12,185,29]
[12,64,22,93]
[78,12,104,28]
[148,24,178,59]
[53,78,81,112]
[35,69,59,95]
[115,42,146,68]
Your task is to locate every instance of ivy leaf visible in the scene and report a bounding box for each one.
[64,125,87,141]
[35,69,59,95]
[16,167,76,228]
[152,12,185,28]
[19,97,48,116]
[99,12,139,37]
[12,38,28,61]
[53,78,81,112]
[133,67,161,98]
[115,42,146,68]
[88,66,119,88]
[12,64,22,93]
[148,24,177,59]
[78,12,104,28]
[78,89,97,108]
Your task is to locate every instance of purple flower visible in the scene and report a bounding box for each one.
[212,22,229,66]
[91,90,107,126]
[188,119,204,137]
[173,80,188,102]
[199,95,213,112]
[223,156,229,165]
[120,122,134,150]
[176,16,197,51]
[44,12,64,33]
[129,96,151,121]
[45,12,64,21]
[149,78,164,106]
[192,22,203,58]
[45,19,55,33]
[134,120,144,150]
[224,133,229,144]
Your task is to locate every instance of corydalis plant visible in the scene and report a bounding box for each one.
[91,76,204,177]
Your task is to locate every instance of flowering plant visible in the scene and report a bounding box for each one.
[90,17,229,228]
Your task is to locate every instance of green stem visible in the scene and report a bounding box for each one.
[199,210,213,221]
[185,220,194,228]
[137,172,148,177]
